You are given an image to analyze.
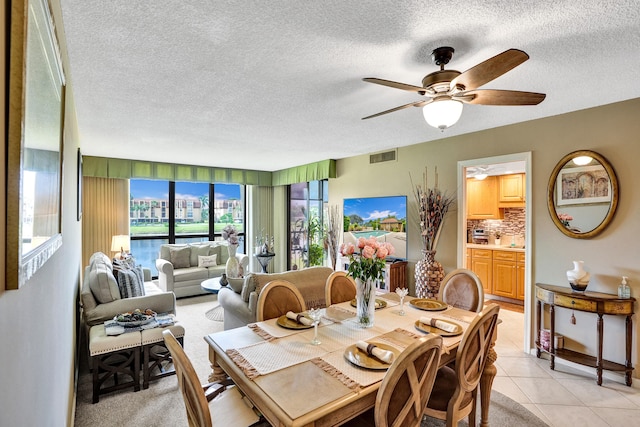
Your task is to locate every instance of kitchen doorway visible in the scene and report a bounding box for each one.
[457,152,533,353]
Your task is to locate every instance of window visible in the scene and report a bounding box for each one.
[288,180,328,270]
[130,180,245,276]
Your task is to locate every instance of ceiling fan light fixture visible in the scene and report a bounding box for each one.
[422,99,463,130]
[573,156,593,166]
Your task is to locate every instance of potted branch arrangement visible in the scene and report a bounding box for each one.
[412,166,455,299]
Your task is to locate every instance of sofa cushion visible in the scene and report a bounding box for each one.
[227,277,244,294]
[117,266,146,298]
[89,263,121,304]
[210,244,225,264]
[241,274,258,302]
[89,252,112,270]
[170,247,191,269]
[159,244,187,262]
[190,244,211,266]
[207,265,226,278]
[246,267,332,308]
[198,254,218,268]
[173,266,209,282]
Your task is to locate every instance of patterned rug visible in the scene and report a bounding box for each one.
[205,304,224,322]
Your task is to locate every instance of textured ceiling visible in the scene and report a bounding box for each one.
[59,0,640,172]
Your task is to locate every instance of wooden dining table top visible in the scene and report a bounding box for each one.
[204,294,483,427]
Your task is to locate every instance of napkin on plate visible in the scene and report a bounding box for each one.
[356,341,394,364]
[285,311,313,326]
[420,316,458,333]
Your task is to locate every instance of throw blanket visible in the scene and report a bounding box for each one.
[105,313,175,336]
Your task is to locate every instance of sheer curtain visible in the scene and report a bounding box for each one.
[81,177,129,269]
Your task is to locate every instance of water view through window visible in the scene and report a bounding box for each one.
[130,180,244,276]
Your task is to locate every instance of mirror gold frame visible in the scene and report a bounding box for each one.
[6,0,65,289]
[547,150,618,239]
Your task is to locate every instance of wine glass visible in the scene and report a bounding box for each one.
[308,307,322,345]
[395,287,409,316]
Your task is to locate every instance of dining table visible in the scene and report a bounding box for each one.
[204,294,499,427]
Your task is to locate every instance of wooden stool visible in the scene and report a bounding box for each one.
[89,325,142,403]
[141,324,185,389]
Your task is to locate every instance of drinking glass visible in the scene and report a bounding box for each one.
[308,308,322,345]
[395,287,409,316]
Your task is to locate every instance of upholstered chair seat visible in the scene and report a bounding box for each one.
[256,279,307,321]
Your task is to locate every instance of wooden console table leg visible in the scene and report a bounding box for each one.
[626,315,633,386]
[208,345,228,383]
[549,305,555,370]
[597,313,604,386]
[536,300,542,358]
[480,327,498,427]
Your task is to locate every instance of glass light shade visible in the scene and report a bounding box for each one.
[573,156,593,166]
[111,235,130,253]
[423,99,463,130]
[474,173,488,180]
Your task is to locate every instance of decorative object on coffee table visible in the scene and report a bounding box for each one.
[566,260,590,292]
[222,225,241,278]
[412,167,455,298]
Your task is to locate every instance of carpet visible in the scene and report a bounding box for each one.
[205,304,224,322]
[421,390,548,426]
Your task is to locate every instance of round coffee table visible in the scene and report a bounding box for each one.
[201,277,222,294]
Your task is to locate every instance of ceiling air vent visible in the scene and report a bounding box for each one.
[369,149,397,164]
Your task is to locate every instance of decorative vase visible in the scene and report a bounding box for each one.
[567,260,590,292]
[495,238,501,246]
[355,277,376,328]
[414,250,445,299]
[225,244,240,278]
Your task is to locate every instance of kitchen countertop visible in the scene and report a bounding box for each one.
[467,243,525,252]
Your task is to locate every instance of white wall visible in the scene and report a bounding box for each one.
[329,98,640,379]
[0,1,83,424]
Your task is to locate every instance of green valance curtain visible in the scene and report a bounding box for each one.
[82,156,336,186]
[271,159,336,186]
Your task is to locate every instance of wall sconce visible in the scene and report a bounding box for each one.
[111,235,130,260]
[422,99,463,130]
[573,156,593,166]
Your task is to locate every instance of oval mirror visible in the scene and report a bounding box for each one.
[547,150,618,239]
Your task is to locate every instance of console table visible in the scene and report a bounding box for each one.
[535,283,635,386]
[255,252,275,273]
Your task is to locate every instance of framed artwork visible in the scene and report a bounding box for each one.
[77,148,83,221]
[556,164,611,206]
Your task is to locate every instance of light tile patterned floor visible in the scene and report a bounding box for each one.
[494,308,640,426]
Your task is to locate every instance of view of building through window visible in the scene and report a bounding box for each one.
[130,180,244,275]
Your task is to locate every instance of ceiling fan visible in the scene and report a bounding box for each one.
[362,47,546,129]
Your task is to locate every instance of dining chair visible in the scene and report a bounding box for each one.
[325,271,357,305]
[423,303,500,427]
[256,279,307,321]
[344,334,443,427]
[438,268,484,313]
[162,329,265,427]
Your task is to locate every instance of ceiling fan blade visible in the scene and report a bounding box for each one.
[363,77,426,94]
[362,100,430,120]
[450,49,529,91]
[454,89,546,105]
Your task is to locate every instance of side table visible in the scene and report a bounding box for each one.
[255,252,275,273]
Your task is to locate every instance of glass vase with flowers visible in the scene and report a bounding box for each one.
[340,237,395,327]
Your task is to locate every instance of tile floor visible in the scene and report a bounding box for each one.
[494,308,640,426]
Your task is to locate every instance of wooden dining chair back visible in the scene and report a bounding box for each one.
[423,303,500,427]
[162,330,261,427]
[438,268,485,313]
[375,335,443,427]
[256,279,307,321]
[325,271,357,305]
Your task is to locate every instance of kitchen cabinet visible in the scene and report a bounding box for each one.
[492,250,517,299]
[498,173,525,207]
[470,248,492,295]
[516,252,526,300]
[467,176,503,219]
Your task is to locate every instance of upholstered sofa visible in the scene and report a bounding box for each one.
[155,241,249,298]
[218,266,333,330]
[81,252,176,327]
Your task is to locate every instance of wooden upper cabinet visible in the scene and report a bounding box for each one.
[498,173,525,207]
[467,176,503,219]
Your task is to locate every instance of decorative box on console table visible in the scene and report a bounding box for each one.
[535,283,635,386]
